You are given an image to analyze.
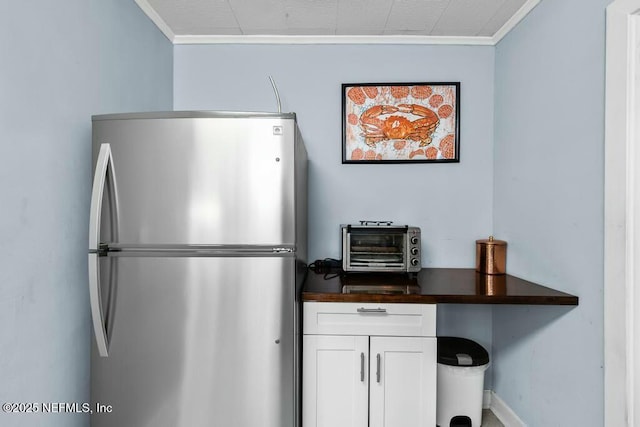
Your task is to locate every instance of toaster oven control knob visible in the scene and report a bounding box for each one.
[411,247,419,255]
[410,236,419,245]
[411,258,419,266]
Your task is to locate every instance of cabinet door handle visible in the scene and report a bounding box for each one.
[360,352,365,382]
[357,307,387,313]
[376,353,381,383]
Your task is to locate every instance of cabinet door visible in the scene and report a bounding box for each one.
[303,335,369,427]
[369,337,436,427]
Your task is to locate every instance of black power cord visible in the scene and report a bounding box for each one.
[308,258,343,279]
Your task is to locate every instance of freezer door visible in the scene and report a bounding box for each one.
[90,256,297,427]
[91,116,297,246]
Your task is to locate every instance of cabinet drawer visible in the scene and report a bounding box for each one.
[303,302,436,337]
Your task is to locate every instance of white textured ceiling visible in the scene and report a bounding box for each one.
[136,0,539,43]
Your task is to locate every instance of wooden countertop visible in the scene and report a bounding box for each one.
[302,268,579,305]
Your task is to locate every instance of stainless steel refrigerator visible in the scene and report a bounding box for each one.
[88,111,307,427]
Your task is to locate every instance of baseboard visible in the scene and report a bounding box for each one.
[486,391,527,427]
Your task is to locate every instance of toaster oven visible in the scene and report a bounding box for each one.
[341,221,421,273]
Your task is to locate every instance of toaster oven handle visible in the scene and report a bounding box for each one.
[359,220,394,226]
[357,307,387,314]
[346,223,407,231]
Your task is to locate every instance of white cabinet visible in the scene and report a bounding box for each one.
[303,303,437,427]
[303,335,369,427]
[369,336,436,427]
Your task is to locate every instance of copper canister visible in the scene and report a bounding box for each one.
[475,236,507,275]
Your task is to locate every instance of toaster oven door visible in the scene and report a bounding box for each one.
[343,227,407,271]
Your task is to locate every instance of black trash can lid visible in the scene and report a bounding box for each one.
[437,336,489,367]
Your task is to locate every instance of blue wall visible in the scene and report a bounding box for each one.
[493,0,610,424]
[0,1,172,426]
[0,0,613,424]
[174,44,496,385]
[174,44,495,268]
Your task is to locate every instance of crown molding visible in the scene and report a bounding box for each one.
[492,0,541,44]
[135,0,175,43]
[137,0,540,46]
[173,34,495,45]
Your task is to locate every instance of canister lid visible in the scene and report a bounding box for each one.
[476,236,507,246]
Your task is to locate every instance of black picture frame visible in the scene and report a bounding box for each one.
[342,82,460,164]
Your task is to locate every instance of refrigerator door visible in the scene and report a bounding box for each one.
[91,113,298,247]
[90,255,297,427]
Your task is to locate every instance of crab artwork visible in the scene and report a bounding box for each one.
[359,104,440,147]
[343,83,459,162]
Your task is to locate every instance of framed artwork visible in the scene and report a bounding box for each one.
[342,82,460,163]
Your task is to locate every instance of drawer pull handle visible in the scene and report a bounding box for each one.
[360,352,365,382]
[376,353,381,383]
[356,307,387,314]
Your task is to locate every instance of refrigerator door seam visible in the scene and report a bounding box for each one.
[102,247,297,258]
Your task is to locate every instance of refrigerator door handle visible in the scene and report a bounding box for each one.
[89,253,109,357]
[89,143,117,251]
[88,143,118,357]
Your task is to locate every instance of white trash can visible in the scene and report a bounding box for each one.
[437,337,490,427]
